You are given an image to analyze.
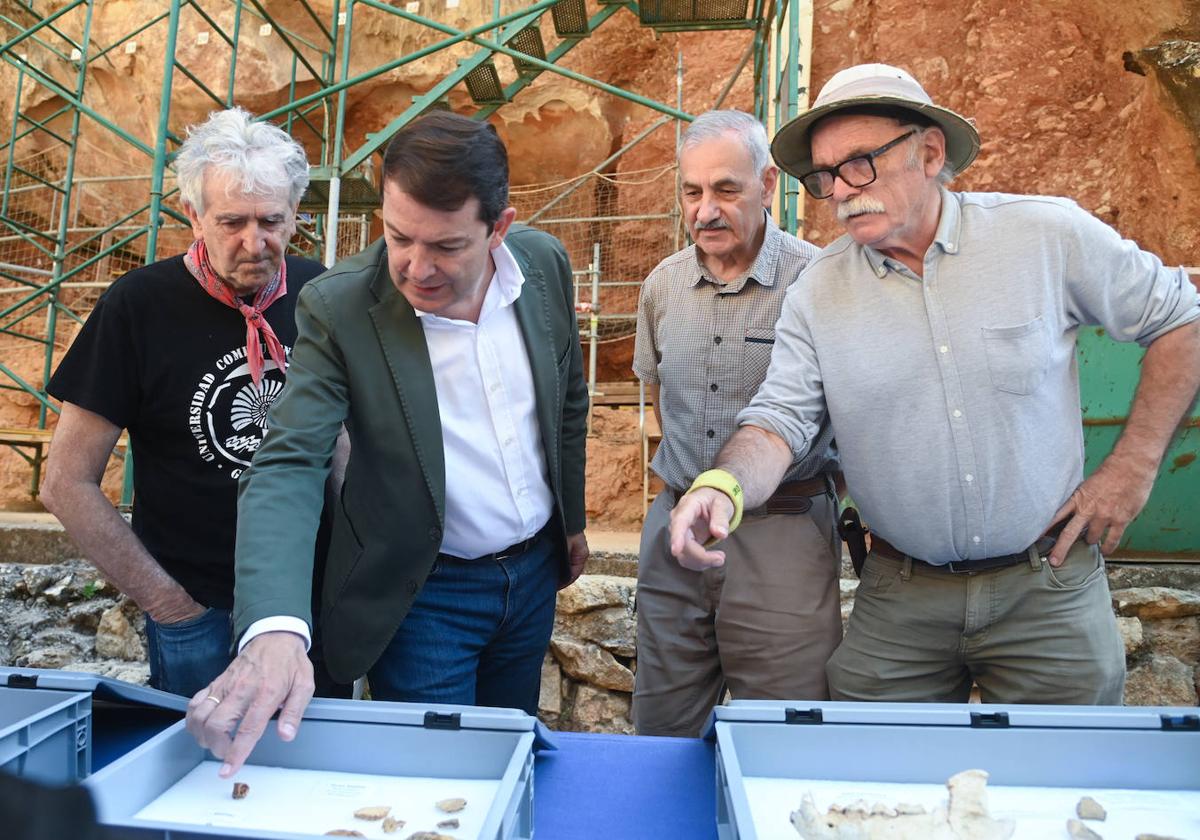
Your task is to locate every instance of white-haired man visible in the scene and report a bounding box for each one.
[632,110,840,737]
[42,108,338,698]
[670,65,1200,704]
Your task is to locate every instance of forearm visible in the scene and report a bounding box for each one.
[43,480,195,619]
[714,424,794,509]
[1109,320,1200,474]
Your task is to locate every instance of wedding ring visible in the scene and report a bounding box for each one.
[203,694,222,706]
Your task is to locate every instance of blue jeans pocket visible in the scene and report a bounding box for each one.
[144,608,233,697]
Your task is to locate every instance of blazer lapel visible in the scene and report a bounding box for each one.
[368,253,446,523]
[511,246,561,485]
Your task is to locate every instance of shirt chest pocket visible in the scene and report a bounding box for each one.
[742,328,776,396]
[981,315,1051,395]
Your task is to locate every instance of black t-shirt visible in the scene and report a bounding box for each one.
[47,254,326,608]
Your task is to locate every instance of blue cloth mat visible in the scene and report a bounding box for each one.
[535,731,717,839]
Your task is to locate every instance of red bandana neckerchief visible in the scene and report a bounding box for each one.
[184,239,288,388]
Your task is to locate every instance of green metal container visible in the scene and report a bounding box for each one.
[1078,318,1200,560]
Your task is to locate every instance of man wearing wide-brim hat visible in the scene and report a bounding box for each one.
[667,63,1200,704]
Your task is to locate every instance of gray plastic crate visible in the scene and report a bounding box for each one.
[0,667,189,785]
[0,684,91,784]
[87,699,540,840]
[710,700,1200,840]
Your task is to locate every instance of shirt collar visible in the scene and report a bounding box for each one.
[690,209,782,291]
[862,186,960,278]
[414,241,524,324]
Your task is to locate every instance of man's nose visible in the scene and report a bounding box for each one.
[830,174,861,203]
[241,222,267,255]
[406,247,437,280]
[696,193,722,224]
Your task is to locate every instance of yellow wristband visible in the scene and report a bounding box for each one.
[687,468,744,537]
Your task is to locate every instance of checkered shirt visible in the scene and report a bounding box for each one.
[633,216,837,490]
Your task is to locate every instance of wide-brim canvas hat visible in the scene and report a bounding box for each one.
[772,63,980,180]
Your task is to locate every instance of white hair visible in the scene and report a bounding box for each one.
[902,123,955,185]
[678,110,772,176]
[175,107,310,214]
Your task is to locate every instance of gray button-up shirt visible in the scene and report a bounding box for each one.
[635,215,837,490]
[739,190,1200,564]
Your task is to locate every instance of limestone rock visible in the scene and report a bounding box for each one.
[66,660,150,685]
[554,605,636,657]
[42,573,73,603]
[1117,616,1144,656]
[1111,587,1200,619]
[1141,617,1200,665]
[1134,40,1200,146]
[550,638,633,692]
[16,645,77,670]
[570,684,633,734]
[67,601,108,634]
[1124,654,1198,706]
[538,654,562,716]
[95,601,145,661]
[556,575,635,615]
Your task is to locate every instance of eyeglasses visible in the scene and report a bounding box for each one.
[799,130,916,199]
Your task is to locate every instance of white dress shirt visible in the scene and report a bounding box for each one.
[241,241,554,651]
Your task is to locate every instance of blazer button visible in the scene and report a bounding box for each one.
[429,527,441,542]
[407,580,418,594]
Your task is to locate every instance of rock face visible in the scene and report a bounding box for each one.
[0,555,149,684]
[5,0,1200,506]
[542,573,638,733]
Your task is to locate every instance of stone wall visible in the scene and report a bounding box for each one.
[1,528,1196,725]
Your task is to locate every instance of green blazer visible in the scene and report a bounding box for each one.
[233,226,588,682]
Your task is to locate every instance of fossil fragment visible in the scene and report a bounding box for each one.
[435,797,467,813]
[436,818,460,829]
[1134,836,1184,840]
[382,816,406,833]
[1067,819,1103,839]
[325,832,365,837]
[791,769,1014,839]
[1076,797,1107,821]
[231,782,249,800]
[353,806,391,821]
[403,833,455,840]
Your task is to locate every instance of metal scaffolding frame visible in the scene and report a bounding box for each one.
[0,0,811,502]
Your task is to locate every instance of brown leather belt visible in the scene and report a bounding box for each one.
[870,527,1063,574]
[666,474,831,516]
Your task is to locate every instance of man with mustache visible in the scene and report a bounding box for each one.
[40,108,347,698]
[670,65,1200,704]
[187,112,589,776]
[632,110,840,737]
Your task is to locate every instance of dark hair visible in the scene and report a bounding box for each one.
[382,112,509,231]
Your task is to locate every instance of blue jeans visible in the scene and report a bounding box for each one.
[144,607,233,698]
[367,534,558,715]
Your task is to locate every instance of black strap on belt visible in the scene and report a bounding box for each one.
[837,506,869,578]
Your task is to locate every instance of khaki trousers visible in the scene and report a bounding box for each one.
[827,538,1126,704]
[632,488,843,737]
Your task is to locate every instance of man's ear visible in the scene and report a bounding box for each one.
[489,206,518,248]
[183,201,204,241]
[924,128,947,178]
[761,165,779,208]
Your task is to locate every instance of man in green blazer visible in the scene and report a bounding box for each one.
[185,113,589,775]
